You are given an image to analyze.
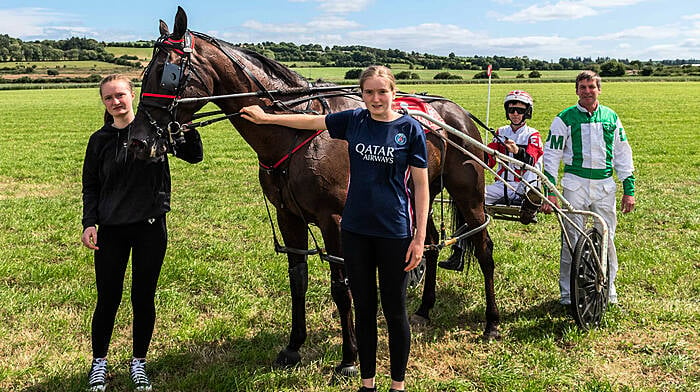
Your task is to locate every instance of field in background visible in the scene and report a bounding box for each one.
[0,60,140,82]
[287,64,581,82]
[0,82,698,391]
[104,46,154,62]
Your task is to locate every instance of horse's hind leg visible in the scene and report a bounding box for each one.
[445,159,501,340]
[469,230,499,339]
[274,209,310,368]
[412,213,439,324]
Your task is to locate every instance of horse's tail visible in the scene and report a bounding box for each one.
[449,198,477,270]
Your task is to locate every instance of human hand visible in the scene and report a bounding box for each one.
[239,105,269,124]
[404,238,424,271]
[621,195,635,213]
[540,195,559,214]
[504,139,518,154]
[81,226,99,250]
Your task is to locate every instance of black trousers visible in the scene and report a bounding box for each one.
[91,215,167,358]
[342,229,411,382]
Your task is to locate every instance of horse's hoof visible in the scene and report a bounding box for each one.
[409,313,430,326]
[482,328,501,341]
[274,348,301,368]
[334,363,358,378]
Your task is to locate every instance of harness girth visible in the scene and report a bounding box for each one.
[143,30,489,264]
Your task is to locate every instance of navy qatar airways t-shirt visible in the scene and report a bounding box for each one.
[325,108,428,238]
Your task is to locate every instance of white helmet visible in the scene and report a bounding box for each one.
[504,90,533,120]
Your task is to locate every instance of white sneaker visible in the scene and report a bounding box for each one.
[129,358,153,391]
[87,358,108,392]
[560,297,571,305]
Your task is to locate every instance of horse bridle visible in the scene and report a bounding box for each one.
[138,31,204,151]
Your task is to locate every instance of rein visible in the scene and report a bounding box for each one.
[140,30,496,261]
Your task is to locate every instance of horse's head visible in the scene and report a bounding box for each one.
[130,6,213,160]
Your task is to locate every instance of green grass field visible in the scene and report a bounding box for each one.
[105,47,154,62]
[284,65,581,82]
[2,60,136,72]
[0,82,698,391]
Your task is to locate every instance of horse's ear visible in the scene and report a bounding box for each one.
[172,6,188,39]
[159,19,169,36]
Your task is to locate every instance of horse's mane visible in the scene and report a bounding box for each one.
[193,31,309,89]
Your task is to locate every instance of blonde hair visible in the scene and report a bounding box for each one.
[99,74,134,124]
[359,65,396,92]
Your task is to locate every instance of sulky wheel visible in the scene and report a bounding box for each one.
[407,255,427,289]
[570,227,608,330]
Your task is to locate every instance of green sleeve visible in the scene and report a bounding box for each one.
[622,175,635,196]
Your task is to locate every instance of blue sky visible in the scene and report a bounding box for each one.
[1,0,698,61]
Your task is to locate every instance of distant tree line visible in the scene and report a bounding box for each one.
[0,35,142,67]
[237,42,700,77]
[2,34,699,78]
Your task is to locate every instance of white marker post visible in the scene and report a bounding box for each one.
[485,64,493,140]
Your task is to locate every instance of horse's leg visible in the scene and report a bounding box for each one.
[319,214,358,377]
[471,229,499,339]
[445,159,501,340]
[411,212,440,324]
[274,209,310,368]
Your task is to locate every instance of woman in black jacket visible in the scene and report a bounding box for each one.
[81,74,202,392]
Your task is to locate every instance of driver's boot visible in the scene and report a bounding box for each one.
[519,189,542,225]
[438,239,465,271]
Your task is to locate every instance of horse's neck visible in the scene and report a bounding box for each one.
[202,48,305,164]
[235,104,306,168]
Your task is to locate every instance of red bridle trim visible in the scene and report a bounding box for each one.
[142,92,179,99]
[259,129,325,170]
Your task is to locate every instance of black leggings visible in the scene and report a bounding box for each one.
[91,215,167,358]
[342,230,411,382]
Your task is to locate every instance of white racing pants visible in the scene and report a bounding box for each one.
[559,175,619,304]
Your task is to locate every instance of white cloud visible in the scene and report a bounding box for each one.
[0,7,83,39]
[498,0,648,23]
[584,0,647,7]
[308,16,362,30]
[242,16,360,34]
[499,1,597,23]
[595,25,680,40]
[287,0,373,14]
[318,0,373,14]
[242,20,309,34]
[635,42,698,59]
[487,35,572,48]
[680,38,700,48]
[346,23,484,50]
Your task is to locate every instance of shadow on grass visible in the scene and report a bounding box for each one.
[21,328,346,392]
[408,281,578,344]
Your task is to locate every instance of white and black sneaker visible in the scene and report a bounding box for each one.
[129,358,153,391]
[87,358,108,392]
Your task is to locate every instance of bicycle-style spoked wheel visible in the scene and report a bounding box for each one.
[570,228,608,330]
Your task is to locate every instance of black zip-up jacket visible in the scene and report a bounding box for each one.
[81,123,203,229]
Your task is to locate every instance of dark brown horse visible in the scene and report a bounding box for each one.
[129,7,498,376]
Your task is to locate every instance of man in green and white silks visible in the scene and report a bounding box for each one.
[541,70,636,306]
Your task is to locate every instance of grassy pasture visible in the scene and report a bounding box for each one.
[0,60,140,83]
[282,65,581,82]
[0,82,698,391]
[104,47,154,62]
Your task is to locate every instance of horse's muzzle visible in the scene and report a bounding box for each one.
[129,138,155,159]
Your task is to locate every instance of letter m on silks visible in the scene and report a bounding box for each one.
[547,134,564,150]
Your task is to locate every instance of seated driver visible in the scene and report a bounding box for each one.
[485,90,544,224]
[439,90,543,271]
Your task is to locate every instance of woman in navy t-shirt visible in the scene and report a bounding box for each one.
[241,65,429,392]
